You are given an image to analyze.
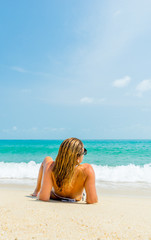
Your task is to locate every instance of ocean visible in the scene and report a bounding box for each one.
[0,139,151,187]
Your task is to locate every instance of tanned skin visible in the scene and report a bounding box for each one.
[32,155,98,204]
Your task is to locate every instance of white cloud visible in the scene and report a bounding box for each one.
[113,10,121,17]
[2,129,9,133]
[97,98,105,104]
[12,126,17,131]
[80,97,94,104]
[2,126,17,133]
[136,79,151,97]
[80,97,105,105]
[10,66,52,78]
[11,66,27,73]
[141,108,151,112]
[21,89,32,94]
[43,127,65,132]
[113,76,131,88]
[31,127,37,131]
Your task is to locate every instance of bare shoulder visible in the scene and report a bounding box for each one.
[43,156,54,171]
[81,163,95,176]
[44,156,53,162]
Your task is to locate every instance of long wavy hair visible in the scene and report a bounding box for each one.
[52,138,84,189]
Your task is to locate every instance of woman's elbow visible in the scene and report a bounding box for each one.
[38,193,50,202]
[86,197,98,204]
[38,196,49,201]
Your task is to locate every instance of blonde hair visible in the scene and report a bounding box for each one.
[52,138,83,188]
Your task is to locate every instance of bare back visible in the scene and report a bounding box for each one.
[38,157,98,204]
[51,162,87,201]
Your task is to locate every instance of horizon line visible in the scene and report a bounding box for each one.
[0,138,151,141]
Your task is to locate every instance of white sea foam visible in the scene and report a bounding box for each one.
[92,163,151,183]
[0,161,40,180]
[0,161,151,185]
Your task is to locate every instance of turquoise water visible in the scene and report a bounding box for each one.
[0,139,151,166]
[0,139,151,184]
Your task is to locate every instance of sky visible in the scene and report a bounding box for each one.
[1,0,151,139]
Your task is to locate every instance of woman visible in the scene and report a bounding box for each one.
[32,137,98,204]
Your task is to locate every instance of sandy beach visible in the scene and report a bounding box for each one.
[0,184,151,240]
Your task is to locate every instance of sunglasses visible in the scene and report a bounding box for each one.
[82,148,87,155]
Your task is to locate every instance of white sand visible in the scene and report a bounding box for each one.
[0,184,151,240]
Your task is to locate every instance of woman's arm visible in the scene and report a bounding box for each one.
[38,166,53,201]
[84,164,98,204]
